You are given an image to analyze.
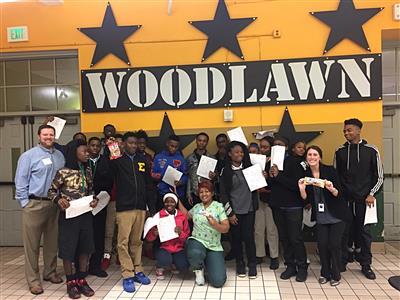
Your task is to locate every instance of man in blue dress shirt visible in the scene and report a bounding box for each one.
[15,124,65,295]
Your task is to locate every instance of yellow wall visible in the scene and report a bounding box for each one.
[1,0,399,158]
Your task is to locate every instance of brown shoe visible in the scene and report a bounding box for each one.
[29,286,44,295]
[67,280,81,299]
[44,274,63,284]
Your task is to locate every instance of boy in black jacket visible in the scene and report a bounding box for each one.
[110,132,156,293]
[86,137,114,277]
[334,118,383,280]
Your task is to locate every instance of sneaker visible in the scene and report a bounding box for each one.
[236,261,246,278]
[318,276,328,284]
[77,278,94,297]
[248,265,257,279]
[133,272,151,285]
[361,265,376,280]
[296,268,308,282]
[330,279,340,286]
[156,268,165,280]
[269,258,279,270]
[101,253,111,270]
[194,269,205,286]
[256,257,263,265]
[280,266,297,280]
[66,280,81,299]
[122,277,136,293]
[89,268,108,278]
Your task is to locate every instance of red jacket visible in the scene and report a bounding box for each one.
[146,209,190,253]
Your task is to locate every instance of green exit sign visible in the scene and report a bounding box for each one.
[7,26,29,42]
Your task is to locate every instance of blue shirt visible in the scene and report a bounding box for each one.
[15,144,65,208]
[152,150,188,199]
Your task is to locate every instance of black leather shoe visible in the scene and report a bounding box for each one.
[362,265,376,280]
[77,279,95,297]
[280,266,297,280]
[296,268,308,282]
[269,258,279,270]
[89,268,108,278]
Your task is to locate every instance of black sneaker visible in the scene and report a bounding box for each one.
[361,265,376,280]
[66,280,81,299]
[248,265,257,279]
[236,261,246,278]
[256,257,263,265]
[269,258,279,270]
[280,266,297,280]
[89,268,108,278]
[296,268,308,282]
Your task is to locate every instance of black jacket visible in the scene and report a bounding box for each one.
[89,155,113,195]
[304,164,351,222]
[110,153,156,214]
[334,139,383,202]
[268,155,306,208]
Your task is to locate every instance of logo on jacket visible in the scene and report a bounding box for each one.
[173,159,181,168]
[159,159,167,169]
[138,162,145,172]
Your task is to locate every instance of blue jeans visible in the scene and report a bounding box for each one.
[155,248,189,271]
[186,239,227,288]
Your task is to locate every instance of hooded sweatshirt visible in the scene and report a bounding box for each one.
[334,139,383,202]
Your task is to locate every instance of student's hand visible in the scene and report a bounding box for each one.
[174,226,182,235]
[174,180,182,187]
[262,170,268,178]
[325,181,337,194]
[58,198,70,210]
[206,215,218,227]
[106,136,115,145]
[44,116,55,124]
[298,178,306,191]
[228,214,238,225]
[365,195,375,208]
[90,197,98,208]
[209,171,216,180]
[269,165,279,177]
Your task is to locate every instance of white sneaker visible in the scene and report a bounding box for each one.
[194,269,205,286]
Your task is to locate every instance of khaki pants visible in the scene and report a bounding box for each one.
[22,200,59,288]
[255,200,279,258]
[116,209,146,278]
[104,201,116,254]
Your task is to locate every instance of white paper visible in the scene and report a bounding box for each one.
[92,191,110,216]
[303,208,316,227]
[162,165,183,187]
[65,195,93,219]
[242,164,268,192]
[250,153,267,170]
[271,145,286,171]
[227,127,248,146]
[255,129,277,140]
[143,214,160,239]
[47,117,66,140]
[196,155,218,179]
[157,215,179,242]
[364,200,378,225]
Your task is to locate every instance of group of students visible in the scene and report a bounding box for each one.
[15,118,383,299]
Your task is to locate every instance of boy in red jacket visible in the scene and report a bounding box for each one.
[146,193,190,279]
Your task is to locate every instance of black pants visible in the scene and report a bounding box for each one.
[272,207,307,269]
[317,222,345,281]
[88,208,107,271]
[230,212,257,267]
[341,201,372,267]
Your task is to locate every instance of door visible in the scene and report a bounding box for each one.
[0,115,80,246]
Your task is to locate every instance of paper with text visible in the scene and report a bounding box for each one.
[271,145,286,171]
[250,153,267,170]
[364,200,378,225]
[227,127,248,145]
[92,191,110,216]
[47,117,66,140]
[196,155,218,179]
[66,195,93,219]
[162,165,183,187]
[242,164,268,192]
[157,215,179,242]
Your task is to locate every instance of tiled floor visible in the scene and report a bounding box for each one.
[0,243,399,300]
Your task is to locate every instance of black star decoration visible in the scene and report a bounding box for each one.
[311,0,383,54]
[147,113,197,155]
[189,0,256,61]
[277,108,323,146]
[78,2,141,67]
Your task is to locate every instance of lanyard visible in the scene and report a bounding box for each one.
[79,164,87,193]
[90,159,97,176]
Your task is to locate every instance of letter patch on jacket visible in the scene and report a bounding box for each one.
[138,162,145,172]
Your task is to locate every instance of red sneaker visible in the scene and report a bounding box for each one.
[101,253,111,270]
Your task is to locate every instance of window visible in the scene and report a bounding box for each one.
[0,56,80,113]
[382,47,400,102]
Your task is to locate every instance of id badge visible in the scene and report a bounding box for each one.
[318,203,325,212]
